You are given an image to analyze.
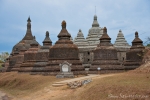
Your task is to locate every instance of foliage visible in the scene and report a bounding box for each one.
[147,44,150,47]
[0,52,9,62]
[144,37,150,46]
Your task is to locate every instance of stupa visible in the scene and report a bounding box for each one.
[31,31,52,75]
[74,29,90,63]
[86,15,103,49]
[74,29,89,49]
[10,45,27,71]
[2,58,9,72]
[6,48,20,71]
[7,17,40,72]
[114,30,131,62]
[19,36,39,73]
[124,32,145,70]
[44,20,85,75]
[12,17,38,53]
[90,27,122,74]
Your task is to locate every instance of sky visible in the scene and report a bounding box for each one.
[0,0,150,53]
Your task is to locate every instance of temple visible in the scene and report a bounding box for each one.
[2,15,145,76]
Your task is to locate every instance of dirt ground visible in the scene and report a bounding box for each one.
[0,66,150,100]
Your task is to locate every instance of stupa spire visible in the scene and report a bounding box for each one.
[100,27,111,40]
[92,15,99,27]
[30,36,38,47]
[77,29,84,37]
[27,16,31,22]
[23,17,33,40]
[74,29,89,48]
[98,27,112,46]
[43,31,52,46]
[57,20,71,39]
[114,30,130,47]
[132,31,143,47]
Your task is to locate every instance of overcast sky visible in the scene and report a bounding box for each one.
[0,0,150,53]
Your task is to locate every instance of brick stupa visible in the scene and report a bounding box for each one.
[124,32,145,70]
[31,31,52,75]
[90,27,122,74]
[44,21,85,75]
[19,36,39,73]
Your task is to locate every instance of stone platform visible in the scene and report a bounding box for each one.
[56,72,74,78]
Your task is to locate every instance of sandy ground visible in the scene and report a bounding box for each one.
[0,91,12,100]
[10,74,115,100]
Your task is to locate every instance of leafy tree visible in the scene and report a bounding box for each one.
[144,37,150,47]
[0,52,9,68]
[0,52,9,63]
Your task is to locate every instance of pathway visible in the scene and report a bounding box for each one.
[52,74,114,87]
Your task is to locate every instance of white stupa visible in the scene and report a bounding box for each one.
[74,29,89,49]
[114,30,130,49]
[86,15,103,49]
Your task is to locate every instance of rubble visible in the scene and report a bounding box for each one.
[67,78,92,89]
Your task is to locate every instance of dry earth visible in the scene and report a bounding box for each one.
[0,65,150,100]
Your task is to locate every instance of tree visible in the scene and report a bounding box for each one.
[0,52,9,68]
[144,37,150,47]
[0,52,9,62]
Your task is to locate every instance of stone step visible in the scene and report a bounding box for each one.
[54,82,67,84]
[52,83,66,87]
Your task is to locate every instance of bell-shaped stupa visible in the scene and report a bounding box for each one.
[114,30,130,48]
[90,27,122,74]
[19,36,39,73]
[31,31,52,75]
[114,30,131,62]
[86,15,103,49]
[74,29,89,49]
[45,20,85,75]
[124,31,145,70]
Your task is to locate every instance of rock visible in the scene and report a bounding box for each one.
[67,78,92,89]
